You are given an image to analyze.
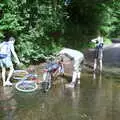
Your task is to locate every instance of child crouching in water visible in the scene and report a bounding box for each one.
[42,56,64,91]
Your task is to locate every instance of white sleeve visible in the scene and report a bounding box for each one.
[101,37,104,43]
[91,38,98,43]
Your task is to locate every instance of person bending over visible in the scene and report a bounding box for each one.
[58,48,84,88]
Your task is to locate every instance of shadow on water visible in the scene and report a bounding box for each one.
[0,68,120,120]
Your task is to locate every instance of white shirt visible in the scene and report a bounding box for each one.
[0,41,14,57]
[59,48,84,60]
[91,36,103,47]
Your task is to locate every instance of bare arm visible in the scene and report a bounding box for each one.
[10,44,20,64]
[91,38,98,43]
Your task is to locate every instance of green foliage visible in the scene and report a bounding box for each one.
[64,0,120,42]
[0,0,119,64]
[0,0,65,64]
[88,37,112,49]
[0,13,23,31]
[104,37,112,45]
[98,2,120,37]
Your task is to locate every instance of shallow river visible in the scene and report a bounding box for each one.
[0,70,120,120]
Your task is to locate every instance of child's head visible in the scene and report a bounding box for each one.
[4,31,15,43]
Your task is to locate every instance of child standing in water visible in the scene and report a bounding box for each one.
[91,32,104,72]
[0,33,20,86]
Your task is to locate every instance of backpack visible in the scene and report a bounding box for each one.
[0,42,8,59]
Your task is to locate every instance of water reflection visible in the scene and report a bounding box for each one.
[0,72,117,120]
[91,72,112,120]
[93,72,102,88]
[0,87,17,120]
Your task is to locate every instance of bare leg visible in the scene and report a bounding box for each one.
[65,59,81,88]
[65,71,77,88]
[99,59,102,72]
[5,66,14,85]
[2,67,6,86]
[72,71,78,84]
[94,59,97,72]
[93,72,96,80]
[77,72,81,84]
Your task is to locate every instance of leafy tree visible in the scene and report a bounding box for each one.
[0,0,65,64]
[63,0,120,49]
[0,0,119,64]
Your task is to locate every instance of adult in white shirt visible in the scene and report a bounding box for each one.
[0,34,20,86]
[58,48,84,88]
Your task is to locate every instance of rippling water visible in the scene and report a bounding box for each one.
[0,70,120,120]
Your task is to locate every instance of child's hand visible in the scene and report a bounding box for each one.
[17,63,26,69]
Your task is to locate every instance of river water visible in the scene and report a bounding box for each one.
[1,44,120,120]
[0,68,120,120]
